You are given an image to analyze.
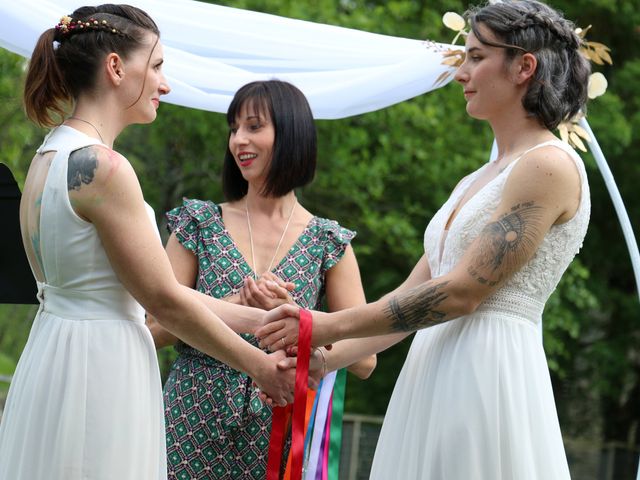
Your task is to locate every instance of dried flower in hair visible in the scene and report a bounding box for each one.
[443,12,466,32]
[588,72,608,99]
[558,117,590,152]
[55,15,73,34]
[435,12,468,86]
[577,26,613,66]
[562,27,611,149]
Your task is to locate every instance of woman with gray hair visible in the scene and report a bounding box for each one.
[257,1,591,478]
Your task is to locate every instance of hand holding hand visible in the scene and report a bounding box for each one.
[252,349,295,407]
[239,273,295,310]
[276,346,327,390]
[256,303,301,351]
[256,305,335,352]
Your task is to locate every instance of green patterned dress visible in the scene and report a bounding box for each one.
[163,199,355,480]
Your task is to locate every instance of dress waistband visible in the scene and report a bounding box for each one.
[475,290,544,324]
[38,282,144,323]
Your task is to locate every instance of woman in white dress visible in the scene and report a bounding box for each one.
[0,5,294,480]
[257,1,591,478]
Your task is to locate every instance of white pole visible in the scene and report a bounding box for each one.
[579,117,640,304]
[579,117,640,480]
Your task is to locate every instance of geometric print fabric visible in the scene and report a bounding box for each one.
[163,199,355,479]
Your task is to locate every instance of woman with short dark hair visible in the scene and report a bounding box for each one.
[147,79,376,479]
[258,1,591,478]
[222,80,317,200]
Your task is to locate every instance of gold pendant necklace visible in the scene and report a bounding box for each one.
[246,197,297,280]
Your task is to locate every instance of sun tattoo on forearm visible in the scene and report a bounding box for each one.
[385,280,450,332]
[68,147,98,191]
[467,201,542,286]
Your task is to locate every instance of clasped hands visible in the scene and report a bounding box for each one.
[242,272,328,388]
[255,303,333,406]
[237,272,296,310]
[238,275,328,406]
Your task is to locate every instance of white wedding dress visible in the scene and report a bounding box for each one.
[0,126,166,479]
[370,140,589,479]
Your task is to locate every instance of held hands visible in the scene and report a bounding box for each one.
[256,303,302,351]
[256,304,333,352]
[276,346,327,390]
[239,272,295,310]
[253,349,296,407]
[256,306,333,401]
[257,347,324,405]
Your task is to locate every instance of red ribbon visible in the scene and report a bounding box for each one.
[266,308,313,480]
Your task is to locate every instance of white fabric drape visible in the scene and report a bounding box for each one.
[0,0,455,119]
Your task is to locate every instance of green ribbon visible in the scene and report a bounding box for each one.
[327,368,347,479]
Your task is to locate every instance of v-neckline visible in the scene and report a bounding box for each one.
[435,139,561,267]
[442,139,563,236]
[436,160,515,267]
[213,203,317,278]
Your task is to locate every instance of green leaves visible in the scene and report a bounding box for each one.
[0,51,42,188]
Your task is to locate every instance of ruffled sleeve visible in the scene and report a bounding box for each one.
[166,198,219,255]
[318,218,356,275]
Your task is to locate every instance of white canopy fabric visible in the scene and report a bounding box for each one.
[0,0,455,119]
[0,0,637,305]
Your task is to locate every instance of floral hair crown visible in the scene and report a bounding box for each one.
[55,15,121,38]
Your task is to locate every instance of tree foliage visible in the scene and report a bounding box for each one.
[0,0,639,454]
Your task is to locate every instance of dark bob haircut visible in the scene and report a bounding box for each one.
[223,80,317,200]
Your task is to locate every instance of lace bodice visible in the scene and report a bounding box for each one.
[424,140,590,317]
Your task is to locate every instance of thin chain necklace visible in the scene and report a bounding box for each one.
[67,116,105,144]
[245,197,297,280]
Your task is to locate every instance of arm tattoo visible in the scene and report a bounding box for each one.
[467,201,542,286]
[68,147,98,191]
[385,280,450,332]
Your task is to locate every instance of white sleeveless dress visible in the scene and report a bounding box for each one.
[370,140,589,479]
[0,126,167,479]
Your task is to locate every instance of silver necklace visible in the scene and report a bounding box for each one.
[245,197,297,280]
[68,116,105,144]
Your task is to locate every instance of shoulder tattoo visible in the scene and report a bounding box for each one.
[68,147,98,191]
